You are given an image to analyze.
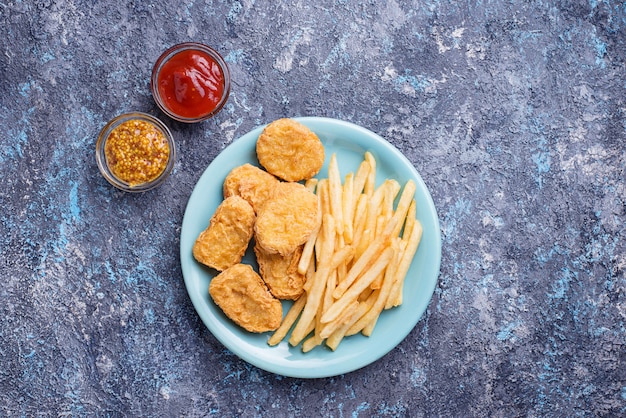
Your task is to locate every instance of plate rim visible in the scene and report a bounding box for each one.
[180,116,441,378]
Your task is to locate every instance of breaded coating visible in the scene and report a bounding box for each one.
[209,264,283,333]
[254,243,306,300]
[256,118,325,182]
[254,182,320,256]
[193,196,255,271]
[223,163,280,213]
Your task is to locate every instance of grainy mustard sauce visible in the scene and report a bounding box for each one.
[104,119,169,186]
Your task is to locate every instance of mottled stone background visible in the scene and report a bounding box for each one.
[1,0,625,416]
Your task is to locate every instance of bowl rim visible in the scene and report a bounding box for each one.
[150,42,231,123]
[95,111,176,192]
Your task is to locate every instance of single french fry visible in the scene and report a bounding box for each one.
[364,152,376,196]
[385,198,414,295]
[370,213,389,290]
[322,246,394,324]
[297,195,323,275]
[306,269,338,352]
[370,179,389,214]
[356,183,386,258]
[302,333,323,353]
[333,215,399,299]
[289,301,316,346]
[297,319,318,352]
[375,214,388,240]
[385,238,406,304]
[329,245,354,274]
[301,255,317,296]
[356,240,401,336]
[352,160,370,201]
[337,257,348,284]
[369,268,385,290]
[336,230,344,243]
[317,179,331,218]
[334,233,347,281]
[345,291,381,336]
[342,173,354,243]
[319,299,359,339]
[391,180,416,238]
[351,195,368,251]
[323,270,337,313]
[325,321,354,350]
[303,317,316,340]
[268,294,307,346]
[313,180,330,264]
[328,154,344,236]
[308,197,338,288]
[383,179,401,220]
[402,200,416,241]
[290,215,336,346]
[298,233,318,276]
[386,219,423,309]
[303,273,336,352]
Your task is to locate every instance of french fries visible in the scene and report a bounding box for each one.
[268,151,423,351]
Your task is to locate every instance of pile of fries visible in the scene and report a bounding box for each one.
[268,151,423,351]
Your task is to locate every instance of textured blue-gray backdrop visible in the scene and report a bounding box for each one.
[1,1,624,416]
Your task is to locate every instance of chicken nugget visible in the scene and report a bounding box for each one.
[254,182,320,256]
[223,163,280,213]
[256,118,325,182]
[193,196,255,271]
[254,243,306,300]
[209,264,283,333]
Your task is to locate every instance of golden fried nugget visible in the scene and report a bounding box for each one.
[254,182,321,256]
[193,196,255,271]
[223,163,280,213]
[209,264,283,333]
[256,118,325,182]
[254,243,306,300]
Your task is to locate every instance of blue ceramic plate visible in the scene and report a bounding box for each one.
[180,117,441,378]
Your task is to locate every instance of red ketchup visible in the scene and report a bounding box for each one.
[152,43,230,122]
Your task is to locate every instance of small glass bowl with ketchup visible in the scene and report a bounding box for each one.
[151,42,231,123]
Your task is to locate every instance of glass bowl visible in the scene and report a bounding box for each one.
[95,112,176,192]
[151,42,231,123]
